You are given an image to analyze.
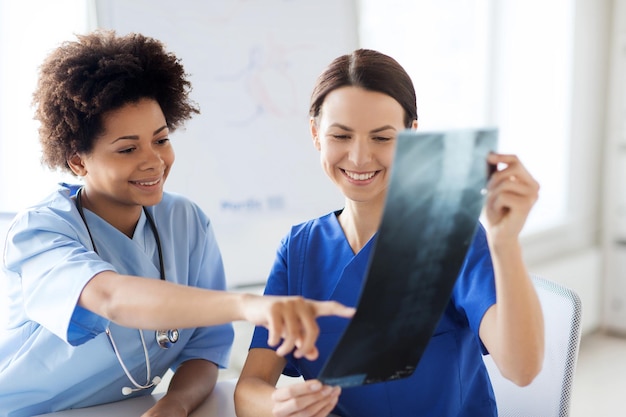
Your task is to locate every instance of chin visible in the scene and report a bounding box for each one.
[142,193,164,207]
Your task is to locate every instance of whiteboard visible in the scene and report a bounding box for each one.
[95,0,357,286]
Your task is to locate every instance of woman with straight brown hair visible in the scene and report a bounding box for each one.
[235,48,544,417]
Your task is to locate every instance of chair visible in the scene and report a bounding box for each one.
[482,275,582,417]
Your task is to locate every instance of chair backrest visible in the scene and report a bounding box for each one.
[482,275,582,417]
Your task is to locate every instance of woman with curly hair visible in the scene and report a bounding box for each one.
[0,30,353,417]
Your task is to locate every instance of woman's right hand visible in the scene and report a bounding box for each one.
[271,379,341,417]
[241,295,355,360]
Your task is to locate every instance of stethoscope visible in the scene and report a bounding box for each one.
[74,187,179,395]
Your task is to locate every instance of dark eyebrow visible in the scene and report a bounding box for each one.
[370,125,398,133]
[154,125,169,135]
[329,123,354,132]
[110,125,169,144]
[328,123,397,133]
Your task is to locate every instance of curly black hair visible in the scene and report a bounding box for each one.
[33,30,199,174]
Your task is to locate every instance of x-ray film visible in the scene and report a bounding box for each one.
[317,128,498,387]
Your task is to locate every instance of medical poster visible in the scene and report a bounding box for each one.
[317,128,498,387]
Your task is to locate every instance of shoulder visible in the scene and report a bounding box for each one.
[153,191,210,226]
[275,211,342,263]
[158,191,199,209]
[451,222,495,295]
[31,183,76,212]
[3,185,92,269]
[466,222,491,262]
[148,192,218,250]
[8,184,80,234]
[283,211,338,245]
[451,221,496,310]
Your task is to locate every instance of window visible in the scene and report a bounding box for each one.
[0,0,94,212]
[358,0,573,236]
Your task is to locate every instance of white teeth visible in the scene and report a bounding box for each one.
[345,171,375,181]
[137,179,159,186]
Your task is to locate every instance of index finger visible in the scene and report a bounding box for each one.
[312,300,356,318]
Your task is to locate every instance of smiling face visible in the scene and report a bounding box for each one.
[311,86,414,209]
[68,98,174,227]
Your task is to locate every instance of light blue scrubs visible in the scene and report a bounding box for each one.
[250,211,498,417]
[0,184,233,417]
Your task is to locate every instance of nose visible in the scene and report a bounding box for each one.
[348,137,372,166]
[141,146,165,170]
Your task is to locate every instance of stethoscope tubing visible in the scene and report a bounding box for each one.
[74,187,178,393]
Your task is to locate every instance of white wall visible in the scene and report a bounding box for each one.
[0,214,13,328]
[530,248,602,336]
[94,0,356,287]
[0,0,615,338]
[602,0,626,334]
[521,0,611,336]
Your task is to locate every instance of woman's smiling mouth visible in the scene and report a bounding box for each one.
[131,178,161,187]
[343,170,377,181]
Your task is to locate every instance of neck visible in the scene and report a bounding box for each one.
[78,188,142,238]
[338,199,383,254]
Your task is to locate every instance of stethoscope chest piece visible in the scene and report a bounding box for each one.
[156,329,179,349]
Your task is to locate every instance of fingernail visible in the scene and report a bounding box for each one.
[310,381,322,391]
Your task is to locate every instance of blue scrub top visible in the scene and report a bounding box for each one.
[0,184,233,417]
[250,211,498,417]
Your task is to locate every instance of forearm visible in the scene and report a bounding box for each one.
[80,271,248,329]
[235,351,285,417]
[484,240,545,385]
[161,359,219,414]
[235,377,278,417]
[141,359,218,417]
[81,271,355,361]
[236,350,341,417]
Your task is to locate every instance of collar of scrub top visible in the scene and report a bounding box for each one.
[74,186,179,394]
[74,187,165,280]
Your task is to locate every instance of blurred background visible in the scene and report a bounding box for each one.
[0,1,623,415]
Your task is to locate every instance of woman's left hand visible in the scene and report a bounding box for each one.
[483,153,539,243]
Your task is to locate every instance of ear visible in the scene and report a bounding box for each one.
[411,119,418,130]
[310,117,321,151]
[67,153,87,177]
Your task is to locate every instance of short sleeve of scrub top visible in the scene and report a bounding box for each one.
[4,199,116,346]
